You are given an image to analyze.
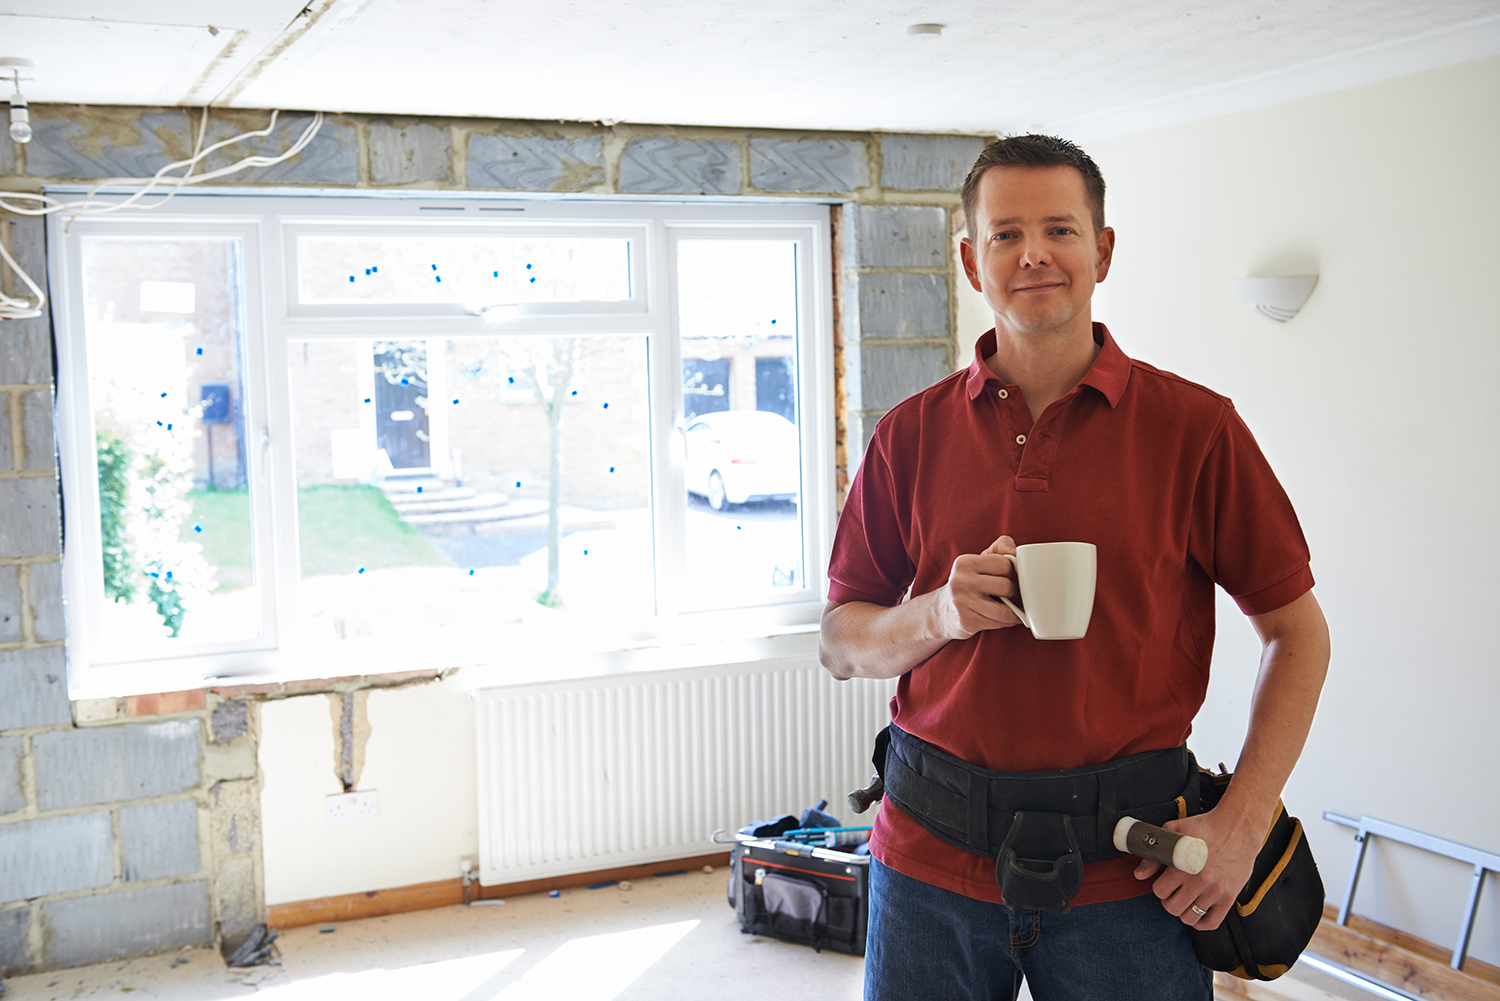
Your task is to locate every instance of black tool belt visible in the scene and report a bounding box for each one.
[875,724,1201,913]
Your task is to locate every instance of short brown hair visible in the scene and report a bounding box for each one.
[961,134,1106,241]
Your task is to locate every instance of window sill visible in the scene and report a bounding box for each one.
[67,618,825,704]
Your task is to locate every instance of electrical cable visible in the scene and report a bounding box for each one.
[0,108,325,320]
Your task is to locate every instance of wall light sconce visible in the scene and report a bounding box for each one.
[1226,274,1318,323]
[1,57,33,144]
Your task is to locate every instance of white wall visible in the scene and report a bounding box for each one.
[259,680,477,905]
[1088,55,1500,964]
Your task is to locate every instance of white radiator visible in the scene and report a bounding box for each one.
[474,655,896,885]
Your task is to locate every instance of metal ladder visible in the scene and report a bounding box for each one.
[1324,811,1500,972]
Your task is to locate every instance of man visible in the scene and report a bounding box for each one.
[820,135,1330,1000]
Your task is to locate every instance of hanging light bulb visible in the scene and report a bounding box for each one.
[3,59,34,144]
[9,95,31,144]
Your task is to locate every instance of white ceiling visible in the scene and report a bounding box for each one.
[3,1,1499,138]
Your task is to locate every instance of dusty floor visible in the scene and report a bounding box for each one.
[4,867,873,1001]
[2,868,1375,1000]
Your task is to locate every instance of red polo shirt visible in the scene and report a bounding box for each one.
[828,324,1313,906]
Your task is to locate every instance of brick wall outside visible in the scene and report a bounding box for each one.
[0,105,991,975]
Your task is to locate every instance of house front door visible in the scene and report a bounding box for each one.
[373,343,431,470]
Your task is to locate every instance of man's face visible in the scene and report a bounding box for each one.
[960,165,1115,340]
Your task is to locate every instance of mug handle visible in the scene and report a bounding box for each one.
[994,553,1030,630]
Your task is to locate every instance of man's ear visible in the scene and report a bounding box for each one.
[1095,226,1116,283]
[960,237,984,293]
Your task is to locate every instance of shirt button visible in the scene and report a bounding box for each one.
[1016,434,1027,445]
[998,389,1009,399]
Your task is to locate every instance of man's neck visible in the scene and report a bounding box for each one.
[985,319,1101,424]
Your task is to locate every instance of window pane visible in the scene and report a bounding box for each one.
[288,335,652,659]
[80,237,259,652]
[676,241,804,609]
[296,236,631,306]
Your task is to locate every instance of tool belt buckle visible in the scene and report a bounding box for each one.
[995,811,1085,914]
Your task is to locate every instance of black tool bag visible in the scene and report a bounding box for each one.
[727,838,869,955]
[1190,769,1325,981]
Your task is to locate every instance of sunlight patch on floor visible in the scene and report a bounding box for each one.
[494,919,700,1001]
[251,948,524,1000]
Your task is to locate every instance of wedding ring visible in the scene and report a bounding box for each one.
[1189,904,1207,917]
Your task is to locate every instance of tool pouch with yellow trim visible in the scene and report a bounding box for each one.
[1190,768,1325,981]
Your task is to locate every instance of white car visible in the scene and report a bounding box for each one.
[682,410,799,511]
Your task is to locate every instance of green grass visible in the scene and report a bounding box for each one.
[182,489,254,590]
[184,485,452,581]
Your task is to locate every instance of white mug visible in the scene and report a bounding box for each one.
[995,542,1097,640]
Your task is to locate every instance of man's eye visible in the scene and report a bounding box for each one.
[1052,228,1073,236]
[993,232,1014,241]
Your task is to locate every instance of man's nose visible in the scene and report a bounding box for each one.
[1017,236,1050,268]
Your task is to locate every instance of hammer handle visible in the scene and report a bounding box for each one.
[1113,817,1208,875]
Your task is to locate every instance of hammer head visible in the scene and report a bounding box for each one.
[846,775,884,815]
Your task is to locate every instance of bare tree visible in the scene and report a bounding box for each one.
[507,336,581,605]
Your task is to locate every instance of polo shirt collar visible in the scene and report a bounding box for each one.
[964,322,1131,408]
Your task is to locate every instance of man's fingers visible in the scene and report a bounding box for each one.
[980,534,1017,556]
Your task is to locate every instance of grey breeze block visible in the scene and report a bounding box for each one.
[33,719,202,810]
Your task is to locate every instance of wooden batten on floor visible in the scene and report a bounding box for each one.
[1308,904,1500,1001]
[267,852,733,930]
[1214,906,1500,1001]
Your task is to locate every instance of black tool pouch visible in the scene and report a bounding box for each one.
[1189,769,1325,981]
[994,811,1085,913]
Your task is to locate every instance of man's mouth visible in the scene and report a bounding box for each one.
[1014,282,1064,293]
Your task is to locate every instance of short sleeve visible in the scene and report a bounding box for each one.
[827,428,917,608]
[1188,406,1314,616]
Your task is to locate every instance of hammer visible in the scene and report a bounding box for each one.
[1113,817,1208,874]
[847,775,884,814]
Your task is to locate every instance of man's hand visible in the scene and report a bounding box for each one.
[1132,806,1264,931]
[932,535,1025,640]
[820,534,1025,680]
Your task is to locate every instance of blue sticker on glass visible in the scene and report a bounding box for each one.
[357,566,366,574]
[195,347,203,355]
[193,524,202,533]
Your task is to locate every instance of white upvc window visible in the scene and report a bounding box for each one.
[49,194,835,697]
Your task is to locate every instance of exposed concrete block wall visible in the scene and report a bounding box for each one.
[0,104,993,974]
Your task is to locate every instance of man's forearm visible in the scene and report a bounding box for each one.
[1216,591,1331,833]
[819,596,950,680]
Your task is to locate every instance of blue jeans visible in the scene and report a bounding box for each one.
[865,858,1213,1001]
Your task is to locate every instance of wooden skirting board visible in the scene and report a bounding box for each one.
[1214,905,1499,1001]
[267,852,732,930]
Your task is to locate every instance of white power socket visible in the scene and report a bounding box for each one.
[326,789,378,825]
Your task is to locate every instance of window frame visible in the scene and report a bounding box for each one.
[49,191,836,698]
